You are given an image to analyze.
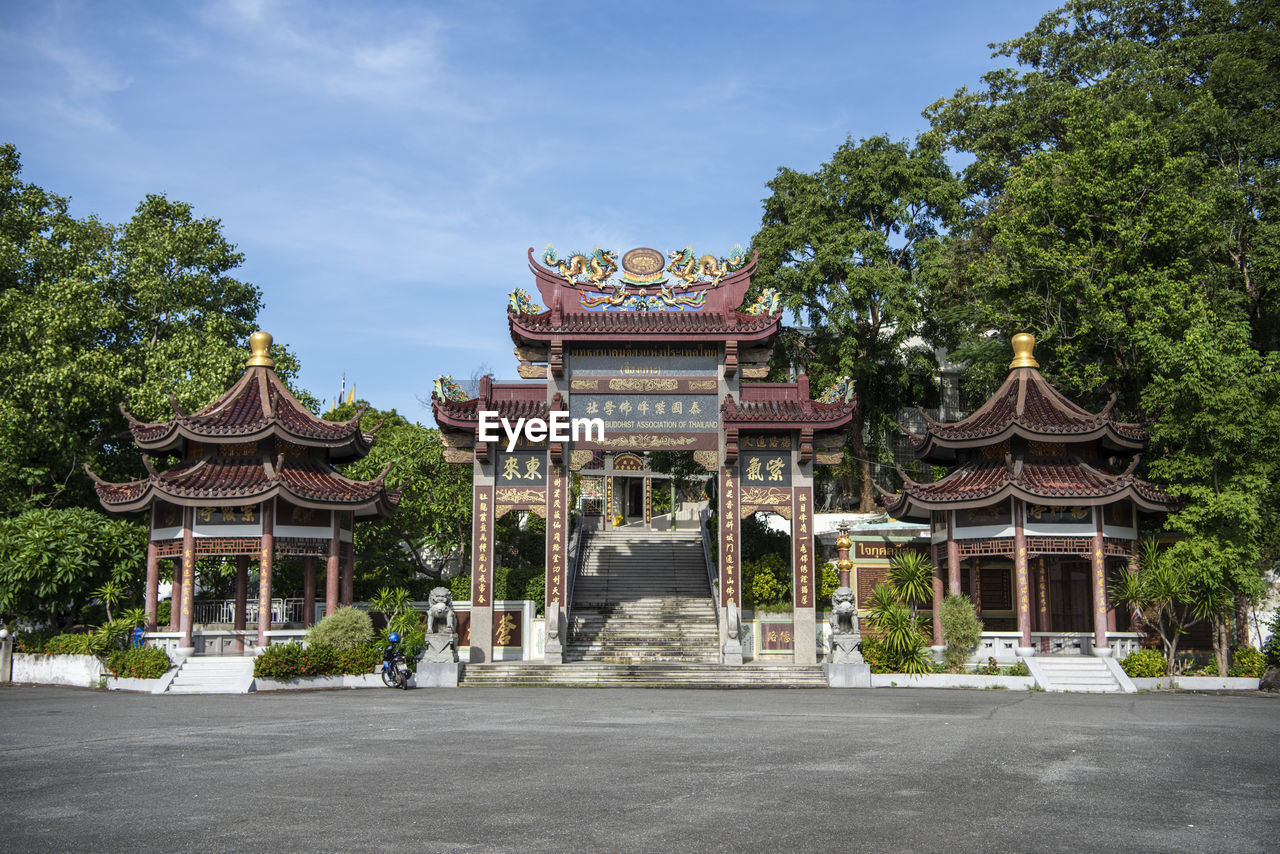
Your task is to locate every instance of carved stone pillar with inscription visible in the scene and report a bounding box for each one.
[718,466,742,665]
[144,541,160,632]
[470,479,496,663]
[544,463,568,664]
[257,499,275,649]
[791,482,817,665]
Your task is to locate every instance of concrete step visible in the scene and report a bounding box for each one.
[1034,656,1123,693]
[461,663,827,688]
[167,656,255,694]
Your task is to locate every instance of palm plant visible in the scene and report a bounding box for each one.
[370,586,413,621]
[92,579,126,624]
[888,552,934,617]
[866,582,933,675]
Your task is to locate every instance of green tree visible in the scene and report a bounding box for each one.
[0,508,146,628]
[752,135,964,509]
[923,1,1280,640]
[939,593,983,674]
[0,144,307,513]
[325,401,472,598]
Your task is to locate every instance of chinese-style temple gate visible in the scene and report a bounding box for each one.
[90,332,399,654]
[880,334,1174,656]
[433,246,854,664]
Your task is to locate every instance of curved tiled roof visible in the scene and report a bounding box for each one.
[89,455,398,519]
[878,455,1174,521]
[907,367,1146,460]
[123,367,371,459]
[721,394,854,429]
[431,395,550,432]
[510,309,779,343]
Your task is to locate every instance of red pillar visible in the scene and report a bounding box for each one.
[168,558,182,632]
[179,508,196,650]
[234,555,248,653]
[303,556,316,627]
[968,558,980,616]
[257,500,274,648]
[144,541,160,631]
[326,513,341,618]
[931,558,944,647]
[1012,498,1032,651]
[341,538,354,606]
[1091,510,1109,654]
[1036,557,1051,653]
[946,512,961,595]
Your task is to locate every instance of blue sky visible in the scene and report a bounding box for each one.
[1,0,1060,421]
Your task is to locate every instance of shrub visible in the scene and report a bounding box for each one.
[940,594,982,674]
[253,641,381,679]
[1228,647,1266,678]
[44,632,105,656]
[306,606,373,650]
[859,635,894,674]
[1008,660,1030,677]
[1262,611,1280,669]
[13,627,58,654]
[816,563,840,608]
[1120,648,1167,678]
[105,647,172,679]
[973,656,1001,676]
[744,553,790,609]
[448,573,471,602]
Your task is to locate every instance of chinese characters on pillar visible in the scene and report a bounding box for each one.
[740,451,791,487]
[472,486,493,606]
[793,487,813,608]
[719,467,739,608]
[546,467,566,606]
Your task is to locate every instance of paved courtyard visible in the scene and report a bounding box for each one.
[1,685,1276,853]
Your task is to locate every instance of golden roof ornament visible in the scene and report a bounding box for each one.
[246,331,275,368]
[1009,332,1039,369]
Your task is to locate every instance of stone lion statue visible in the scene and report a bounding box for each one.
[426,586,457,635]
[828,586,863,664]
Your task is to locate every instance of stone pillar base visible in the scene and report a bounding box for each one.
[1090,647,1113,658]
[722,640,744,666]
[1015,646,1037,658]
[544,640,563,665]
[412,661,462,688]
[823,662,871,688]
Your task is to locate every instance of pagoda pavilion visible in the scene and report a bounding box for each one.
[89,332,398,654]
[433,246,855,665]
[879,334,1175,657]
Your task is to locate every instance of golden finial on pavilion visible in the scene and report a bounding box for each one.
[246,331,274,368]
[1009,332,1039,369]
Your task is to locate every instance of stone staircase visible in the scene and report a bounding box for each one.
[461,662,828,688]
[1033,656,1124,693]
[566,529,719,664]
[166,655,255,694]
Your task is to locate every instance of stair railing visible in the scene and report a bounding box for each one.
[565,514,585,624]
[698,506,721,633]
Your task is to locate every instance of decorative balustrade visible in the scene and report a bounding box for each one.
[192,598,306,625]
[972,631,1145,661]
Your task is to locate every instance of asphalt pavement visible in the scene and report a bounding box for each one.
[0,684,1276,853]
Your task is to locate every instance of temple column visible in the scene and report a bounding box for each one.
[1012,498,1033,655]
[969,558,980,616]
[341,534,355,606]
[1090,510,1110,656]
[144,540,159,632]
[946,512,961,594]
[326,513,340,618]
[168,559,182,632]
[303,556,316,628]
[257,500,274,649]
[791,482,816,665]
[1106,559,1118,633]
[718,464,743,664]
[179,508,196,652]
[931,556,944,648]
[1035,557,1051,653]
[234,555,248,654]
[1126,549,1145,633]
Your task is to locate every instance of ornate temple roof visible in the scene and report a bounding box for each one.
[89,455,399,517]
[722,379,855,431]
[877,455,1174,521]
[121,332,374,461]
[431,378,549,436]
[90,332,399,519]
[907,334,1145,461]
[507,246,783,346]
